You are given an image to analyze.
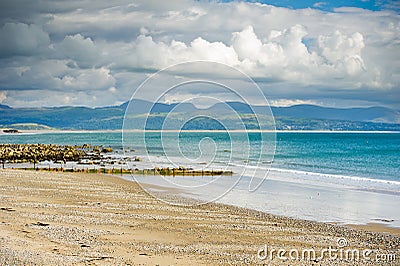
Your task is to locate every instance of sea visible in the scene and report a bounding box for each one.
[1,131,399,226]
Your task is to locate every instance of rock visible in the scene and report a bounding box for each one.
[33,222,50,227]
[0,207,15,212]
[101,147,113,153]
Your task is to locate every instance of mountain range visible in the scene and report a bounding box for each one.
[0,100,399,131]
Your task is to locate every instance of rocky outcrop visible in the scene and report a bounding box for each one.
[0,144,108,163]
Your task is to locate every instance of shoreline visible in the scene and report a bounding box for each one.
[347,223,400,236]
[131,172,400,229]
[133,174,400,233]
[2,159,400,229]
[1,169,398,265]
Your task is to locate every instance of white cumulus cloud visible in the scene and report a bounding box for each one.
[55,34,101,68]
[123,24,370,87]
[0,0,398,107]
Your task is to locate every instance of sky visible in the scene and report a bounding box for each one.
[0,0,399,108]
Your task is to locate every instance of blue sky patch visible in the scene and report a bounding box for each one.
[219,0,399,12]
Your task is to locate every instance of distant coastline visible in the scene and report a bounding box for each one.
[1,102,399,131]
[1,129,400,135]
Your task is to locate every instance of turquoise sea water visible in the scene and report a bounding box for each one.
[274,132,399,182]
[1,131,398,183]
[1,131,399,225]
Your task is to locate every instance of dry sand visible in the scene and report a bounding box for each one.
[0,169,399,265]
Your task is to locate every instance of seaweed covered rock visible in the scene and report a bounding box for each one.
[0,144,102,163]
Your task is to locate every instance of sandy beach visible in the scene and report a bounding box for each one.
[0,169,399,265]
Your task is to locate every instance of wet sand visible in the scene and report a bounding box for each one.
[0,169,399,265]
[348,223,400,237]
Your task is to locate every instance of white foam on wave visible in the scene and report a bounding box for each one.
[125,152,400,194]
[227,162,400,193]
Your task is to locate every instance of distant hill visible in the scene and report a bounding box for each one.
[0,105,125,130]
[0,100,399,131]
[0,104,12,109]
[1,123,53,130]
[188,102,399,123]
[271,104,399,123]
